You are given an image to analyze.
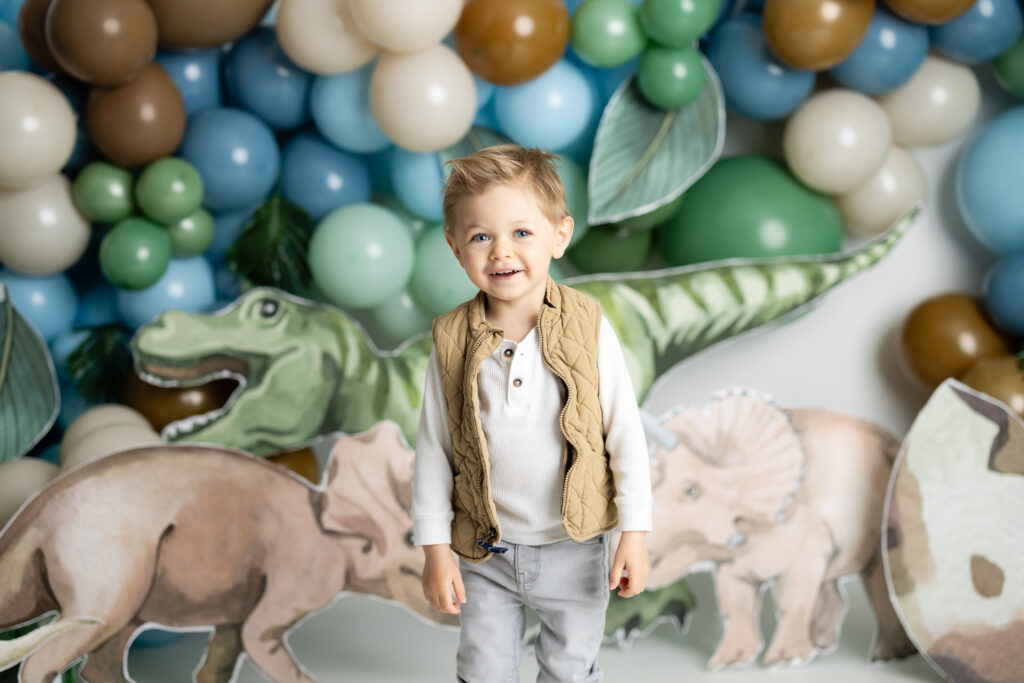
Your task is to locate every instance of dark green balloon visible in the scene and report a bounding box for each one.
[567,224,652,273]
[135,157,204,224]
[659,155,843,266]
[167,208,215,256]
[571,0,647,68]
[72,161,135,223]
[637,45,705,110]
[615,195,683,231]
[993,36,1024,99]
[640,0,721,48]
[99,217,172,290]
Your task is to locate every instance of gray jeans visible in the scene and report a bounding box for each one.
[456,534,610,683]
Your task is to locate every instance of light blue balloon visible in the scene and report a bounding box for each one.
[956,105,1024,255]
[474,74,495,111]
[551,66,601,166]
[0,0,22,24]
[984,254,1024,333]
[494,58,596,151]
[281,132,371,221]
[830,8,928,94]
[58,379,90,432]
[310,63,391,154]
[179,108,280,212]
[1,269,78,341]
[155,48,222,116]
[224,27,312,130]
[50,329,90,382]
[707,14,815,121]
[213,259,243,301]
[75,284,121,327]
[207,202,263,264]
[117,257,216,329]
[365,147,395,194]
[474,97,500,131]
[930,0,1023,64]
[389,147,444,222]
[0,20,30,71]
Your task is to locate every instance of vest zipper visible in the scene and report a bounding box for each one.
[535,312,578,518]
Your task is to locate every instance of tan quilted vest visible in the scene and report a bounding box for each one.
[431,276,618,562]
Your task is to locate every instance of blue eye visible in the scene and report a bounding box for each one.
[515,229,531,238]
[470,233,488,242]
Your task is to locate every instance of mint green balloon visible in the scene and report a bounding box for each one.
[640,0,721,48]
[615,195,684,231]
[567,225,652,273]
[659,155,843,266]
[308,203,414,309]
[367,289,434,347]
[637,45,705,110]
[571,0,647,67]
[410,225,477,316]
[99,217,172,290]
[72,161,135,223]
[555,156,590,247]
[167,208,215,256]
[135,157,205,224]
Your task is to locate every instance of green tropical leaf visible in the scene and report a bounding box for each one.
[0,282,59,463]
[603,577,695,643]
[67,325,133,404]
[226,194,314,297]
[588,56,725,226]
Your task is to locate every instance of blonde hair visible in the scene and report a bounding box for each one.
[442,144,569,231]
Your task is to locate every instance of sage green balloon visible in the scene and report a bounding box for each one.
[994,36,1024,98]
[615,195,683,231]
[367,288,434,347]
[167,208,215,256]
[637,45,705,110]
[410,225,477,316]
[555,155,590,247]
[640,0,721,48]
[135,157,204,224]
[566,224,652,273]
[72,161,135,223]
[659,155,843,266]
[99,216,172,290]
[571,0,647,67]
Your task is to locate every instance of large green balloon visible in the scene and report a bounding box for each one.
[72,161,135,223]
[99,216,172,290]
[135,157,204,224]
[615,194,683,231]
[567,224,652,273]
[410,225,477,316]
[571,0,647,68]
[555,155,590,247]
[640,0,721,48]
[166,207,215,256]
[659,155,843,266]
[637,45,705,110]
[367,288,434,347]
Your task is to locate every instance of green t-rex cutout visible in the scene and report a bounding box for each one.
[133,211,915,457]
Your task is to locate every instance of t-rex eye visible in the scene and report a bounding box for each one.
[259,299,279,318]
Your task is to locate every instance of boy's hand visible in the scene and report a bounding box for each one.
[609,531,650,598]
[422,544,467,614]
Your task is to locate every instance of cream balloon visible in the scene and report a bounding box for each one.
[61,422,162,471]
[835,146,926,237]
[782,89,892,194]
[60,404,152,464]
[0,71,76,190]
[349,0,462,53]
[276,0,378,75]
[0,457,60,527]
[370,44,476,152]
[876,54,980,148]
[0,174,90,275]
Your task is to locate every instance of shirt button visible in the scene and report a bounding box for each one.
[513,378,522,387]
[504,348,513,358]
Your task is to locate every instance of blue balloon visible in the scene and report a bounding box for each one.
[551,67,602,166]
[58,380,90,431]
[830,8,928,94]
[212,259,243,301]
[494,58,595,150]
[281,132,371,221]
[984,254,1024,333]
[0,0,22,24]
[155,48,222,116]
[224,27,312,130]
[117,257,216,329]
[1,269,78,341]
[474,74,495,111]
[75,284,122,327]
[52,76,95,173]
[179,108,280,212]
[207,202,263,265]
[50,329,90,382]
[707,14,815,121]
[930,0,1023,64]
[364,147,395,195]
[37,442,61,467]
[956,105,1024,255]
[310,63,391,154]
[474,96,500,131]
[0,20,30,71]
[389,147,445,221]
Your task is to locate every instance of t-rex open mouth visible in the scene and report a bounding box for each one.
[137,354,248,383]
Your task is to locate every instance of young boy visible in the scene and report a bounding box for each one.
[411,144,652,682]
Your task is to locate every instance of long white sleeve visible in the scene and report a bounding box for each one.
[410,346,455,546]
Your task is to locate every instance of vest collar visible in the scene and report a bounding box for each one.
[467,275,561,337]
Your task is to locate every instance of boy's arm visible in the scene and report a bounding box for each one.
[411,346,456,545]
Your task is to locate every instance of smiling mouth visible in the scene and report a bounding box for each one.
[490,269,522,279]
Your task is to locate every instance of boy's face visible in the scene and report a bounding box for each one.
[445,182,573,312]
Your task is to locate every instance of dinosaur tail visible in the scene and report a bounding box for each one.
[0,617,103,672]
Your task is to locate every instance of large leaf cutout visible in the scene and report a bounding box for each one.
[0,282,59,463]
[588,55,725,226]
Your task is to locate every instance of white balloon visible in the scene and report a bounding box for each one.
[60,404,152,464]
[61,423,162,472]
[835,146,926,237]
[0,174,91,275]
[876,54,980,148]
[0,71,77,190]
[276,0,379,75]
[370,44,476,152]
[0,457,60,527]
[349,0,462,53]
[783,89,892,195]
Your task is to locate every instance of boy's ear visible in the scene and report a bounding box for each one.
[444,229,463,263]
[552,216,574,258]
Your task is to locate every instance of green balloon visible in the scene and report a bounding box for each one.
[167,208,215,256]
[567,224,652,273]
[614,195,684,231]
[135,157,205,224]
[555,156,591,247]
[99,217,172,290]
[72,161,135,223]
[640,0,721,48]
[994,36,1024,98]
[367,288,434,347]
[659,155,843,266]
[410,225,477,316]
[571,0,647,68]
[637,45,705,110]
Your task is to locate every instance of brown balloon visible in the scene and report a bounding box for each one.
[455,0,570,86]
[763,0,875,71]
[120,372,238,432]
[45,0,157,86]
[900,294,1011,391]
[961,355,1024,419]
[884,0,974,25]
[17,0,61,73]
[144,0,274,48]
[86,61,186,168]
[266,446,320,483]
